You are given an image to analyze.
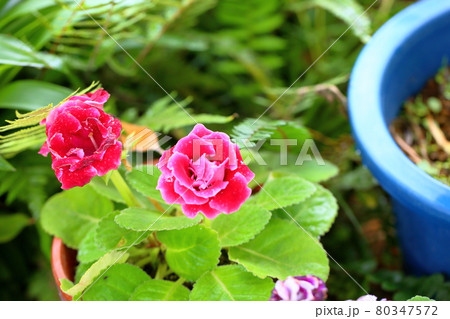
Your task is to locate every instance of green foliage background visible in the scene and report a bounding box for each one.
[1,0,448,301]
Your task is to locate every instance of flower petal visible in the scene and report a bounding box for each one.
[181,202,221,219]
[173,180,209,205]
[209,172,251,214]
[156,176,184,205]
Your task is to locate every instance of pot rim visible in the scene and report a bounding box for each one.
[51,237,76,301]
[348,0,450,218]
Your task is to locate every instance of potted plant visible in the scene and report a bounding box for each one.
[348,0,450,276]
[1,84,343,301]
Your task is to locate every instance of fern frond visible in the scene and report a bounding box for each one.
[231,118,286,148]
[0,82,100,154]
[138,94,234,133]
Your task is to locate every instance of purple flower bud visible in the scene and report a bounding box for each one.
[270,275,327,301]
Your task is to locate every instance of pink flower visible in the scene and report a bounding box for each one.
[156,124,254,219]
[39,89,122,189]
[270,276,328,301]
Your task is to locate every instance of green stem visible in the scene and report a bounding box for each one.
[155,262,168,280]
[110,170,140,207]
[174,277,185,286]
[135,255,154,268]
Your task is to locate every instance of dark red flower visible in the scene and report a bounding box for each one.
[39,89,122,189]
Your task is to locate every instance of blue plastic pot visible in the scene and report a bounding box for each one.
[348,0,450,276]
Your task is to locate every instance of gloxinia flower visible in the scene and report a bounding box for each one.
[39,89,122,189]
[349,295,388,301]
[156,124,254,219]
[270,276,328,301]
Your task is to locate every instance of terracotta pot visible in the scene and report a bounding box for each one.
[51,237,77,301]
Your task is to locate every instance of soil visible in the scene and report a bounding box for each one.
[390,66,450,186]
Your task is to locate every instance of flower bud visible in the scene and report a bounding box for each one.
[270,275,327,301]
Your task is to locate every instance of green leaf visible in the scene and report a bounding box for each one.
[96,211,149,250]
[211,205,271,247]
[77,229,109,264]
[83,263,150,301]
[0,34,63,69]
[66,251,129,298]
[272,185,338,237]
[249,175,316,210]
[229,218,329,280]
[75,262,95,284]
[0,156,14,171]
[41,186,114,249]
[190,265,274,301]
[278,160,339,183]
[126,167,164,202]
[290,0,372,43]
[89,176,125,204]
[263,122,311,153]
[0,213,30,243]
[115,208,202,231]
[0,80,72,111]
[129,280,190,301]
[60,278,74,293]
[407,296,434,301]
[157,225,221,281]
[249,151,338,183]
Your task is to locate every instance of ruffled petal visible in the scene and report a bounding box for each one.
[92,142,122,175]
[156,175,185,205]
[209,172,251,214]
[181,202,221,219]
[173,180,209,205]
[167,152,193,188]
[54,164,98,190]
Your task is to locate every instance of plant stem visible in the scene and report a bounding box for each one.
[110,170,140,207]
[174,277,185,286]
[155,262,168,280]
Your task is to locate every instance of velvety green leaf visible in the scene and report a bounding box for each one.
[280,160,339,183]
[211,205,271,247]
[66,251,129,298]
[75,262,95,284]
[0,213,30,243]
[249,176,316,210]
[157,225,221,281]
[407,296,434,301]
[89,176,125,204]
[272,185,338,237]
[129,280,190,301]
[250,151,338,183]
[126,167,164,202]
[96,211,149,250]
[41,186,114,248]
[0,80,72,111]
[229,218,329,280]
[59,279,74,293]
[190,265,274,301]
[264,122,311,153]
[83,263,150,301]
[115,207,202,231]
[0,156,14,171]
[77,228,109,264]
